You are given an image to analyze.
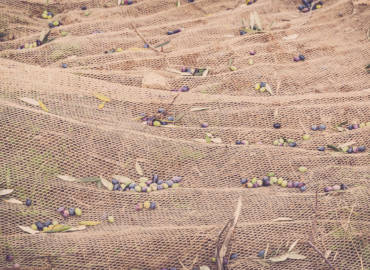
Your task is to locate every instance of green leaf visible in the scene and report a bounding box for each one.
[205,134,212,143]
[327,145,341,152]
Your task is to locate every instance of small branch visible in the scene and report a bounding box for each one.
[307,241,336,270]
[216,197,242,270]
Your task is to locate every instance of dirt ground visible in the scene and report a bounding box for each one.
[0,0,369,269]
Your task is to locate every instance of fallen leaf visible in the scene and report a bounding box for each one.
[112,175,132,184]
[100,176,113,191]
[287,252,306,260]
[20,97,39,106]
[253,11,263,30]
[57,175,80,182]
[94,93,111,102]
[324,250,332,259]
[39,29,51,44]
[265,83,273,95]
[64,225,86,232]
[190,107,210,112]
[4,198,22,204]
[272,217,294,222]
[19,225,39,234]
[269,253,289,262]
[38,100,48,112]
[283,34,298,40]
[288,239,299,253]
[79,177,101,183]
[79,221,101,226]
[174,112,185,122]
[135,162,144,176]
[98,102,105,109]
[211,137,222,144]
[205,134,212,143]
[0,189,13,196]
[199,266,210,270]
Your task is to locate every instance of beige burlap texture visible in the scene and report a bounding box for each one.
[0,0,369,269]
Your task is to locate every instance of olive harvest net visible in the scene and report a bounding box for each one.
[0,0,369,269]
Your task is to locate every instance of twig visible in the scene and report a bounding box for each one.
[307,241,336,270]
[216,197,242,270]
[170,93,180,106]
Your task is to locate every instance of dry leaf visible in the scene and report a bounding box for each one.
[324,250,332,259]
[0,189,13,196]
[20,97,39,106]
[287,252,306,260]
[265,83,273,95]
[249,12,255,29]
[64,225,86,232]
[199,266,210,270]
[57,175,80,182]
[272,217,294,222]
[190,107,210,112]
[38,100,48,112]
[4,198,22,204]
[283,34,298,40]
[211,137,222,144]
[288,240,299,253]
[19,225,39,234]
[94,93,111,102]
[112,175,132,184]
[100,176,113,191]
[269,253,289,262]
[135,162,144,176]
[98,102,105,109]
[253,11,263,30]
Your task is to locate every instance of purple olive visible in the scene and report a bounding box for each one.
[353,124,359,129]
[249,50,256,55]
[158,108,165,113]
[6,255,14,262]
[223,258,228,265]
[69,208,75,216]
[112,179,119,185]
[300,185,307,192]
[141,186,147,192]
[230,253,238,260]
[287,182,294,188]
[145,180,152,186]
[299,54,305,61]
[167,180,174,187]
[297,182,305,188]
[240,178,248,185]
[293,181,300,188]
[62,209,70,218]
[180,86,189,92]
[152,174,159,183]
[273,123,281,129]
[252,183,258,188]
[57,206,65,213]
[150,202,156,209]
[25,199,32,206]
[318,146,325,151]
[35,221,44,231]
[157,185,163,190]
[144,43,149,48]
[324,186,333,192]
[294,56,300,62]
[201,123,209,128]
[43,220,52,227]
[257,250,265,257]
[157,180,164,185]
[311,125,318,131]
[340,184,348,190]
[358,146,366,152]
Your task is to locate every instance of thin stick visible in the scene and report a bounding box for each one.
[216,197,242,270]
[307,241,336,270]
[129,22,161,53]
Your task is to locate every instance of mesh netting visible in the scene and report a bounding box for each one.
[1,0,369,269]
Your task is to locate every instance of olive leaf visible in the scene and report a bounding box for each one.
[64,225,86,232]
[283,34,298,40]
[190,107,210,112]
[19,226,39,234]
[269,253,289,262]
[0,189,13,196]
[100,176,113,191]
[20,97,39,106]
[112,175,132,184]
[79,177,101,183]
[272,217,294,222]
[39,29,50,44]
[265,83,273,95]
[287,252,306,260]
[327,145,341,152]
[205,134,212,143]
[79,221,101,226]
[4,198,23,204]
[199,266,210,270]
[253,11,263,31]
[38,100,49,112]
[175,112,185,122]
[288,239,299,253]
[135,162,144,176]
[57,175,80,182]
[94,93,110,102]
